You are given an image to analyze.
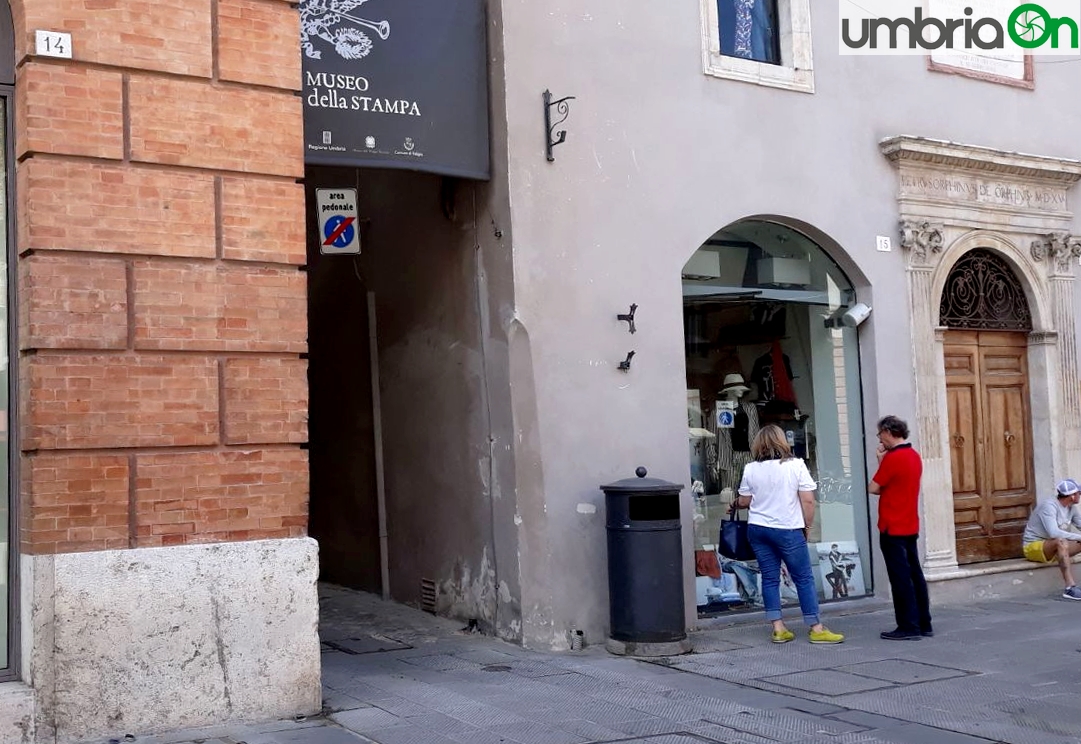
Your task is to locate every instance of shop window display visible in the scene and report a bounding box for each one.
[684,221,870,617]
[716,0,781,65]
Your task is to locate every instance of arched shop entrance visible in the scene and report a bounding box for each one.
[683,218,871,617]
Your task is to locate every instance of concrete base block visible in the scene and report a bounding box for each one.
[0,682,34,744]
[25,538,321,744]
[605,637,693,657]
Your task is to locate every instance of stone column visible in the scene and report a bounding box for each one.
[900,220,958,572]
[1031,233,1081,477]
[1027,330,1062,489]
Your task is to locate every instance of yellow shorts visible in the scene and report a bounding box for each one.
[1024,540,1053,564]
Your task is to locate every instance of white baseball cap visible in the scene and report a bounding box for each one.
[1056,479,1080,496]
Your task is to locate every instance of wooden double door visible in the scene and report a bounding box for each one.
[944,330,1035,564]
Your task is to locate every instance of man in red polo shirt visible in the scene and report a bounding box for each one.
[868,415,932,641]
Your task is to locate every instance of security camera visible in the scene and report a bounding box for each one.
[841,303,872,327]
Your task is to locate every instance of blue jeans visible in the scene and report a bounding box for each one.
[747,523,820,626]
[719,557,761,605]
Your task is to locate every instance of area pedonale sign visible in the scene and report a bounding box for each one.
[301,0,490,180]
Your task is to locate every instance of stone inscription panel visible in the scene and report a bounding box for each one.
[899,170,1069,212]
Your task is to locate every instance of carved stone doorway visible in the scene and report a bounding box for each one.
[882,136,1081,576]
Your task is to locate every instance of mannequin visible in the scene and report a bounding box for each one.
[714,374,760,491]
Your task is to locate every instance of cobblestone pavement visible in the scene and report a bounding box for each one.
[91,583,1081,744]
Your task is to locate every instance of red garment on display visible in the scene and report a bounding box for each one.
[695,549,722,579]
[770,341,796,403]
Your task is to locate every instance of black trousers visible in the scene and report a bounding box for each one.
[879,532,932,633]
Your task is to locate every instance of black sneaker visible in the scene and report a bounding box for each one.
[880,629,922,641]
[920,629,934,637]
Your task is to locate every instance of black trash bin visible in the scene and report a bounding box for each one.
[601,467,687,651]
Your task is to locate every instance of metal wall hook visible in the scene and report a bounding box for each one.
[544,89,576,162]
[617,303,638,334]
[618,351,636,372]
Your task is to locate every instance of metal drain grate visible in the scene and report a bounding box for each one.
[325,635,412,654]
[420,578,437,613]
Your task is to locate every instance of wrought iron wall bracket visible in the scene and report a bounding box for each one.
[544,89,576,162]
[617,304,638,334]
[618,351,636,372]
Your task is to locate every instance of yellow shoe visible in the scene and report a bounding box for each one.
[771,629,795,644]
[809,627,845,644]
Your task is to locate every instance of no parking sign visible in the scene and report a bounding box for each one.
[316,188,361,255]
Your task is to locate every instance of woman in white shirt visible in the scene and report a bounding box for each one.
[736,425,844,644]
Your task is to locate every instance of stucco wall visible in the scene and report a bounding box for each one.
[358,169,521,641]
[493,1,1081,644]
[350,0,523,642]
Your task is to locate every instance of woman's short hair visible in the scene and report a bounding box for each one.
[877,415,909,439]
[751,424,793,462]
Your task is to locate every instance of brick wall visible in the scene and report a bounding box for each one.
[15,0,309,554]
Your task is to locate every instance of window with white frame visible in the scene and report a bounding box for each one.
[701,0,815,93]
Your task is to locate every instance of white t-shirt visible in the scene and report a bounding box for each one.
[738,458,817,530]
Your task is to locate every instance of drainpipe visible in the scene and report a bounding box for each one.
[368,291,391,599]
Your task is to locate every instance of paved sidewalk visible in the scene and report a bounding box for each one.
[94,583,1081,744]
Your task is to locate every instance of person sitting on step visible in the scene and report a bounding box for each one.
[1022,479,1081,601]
